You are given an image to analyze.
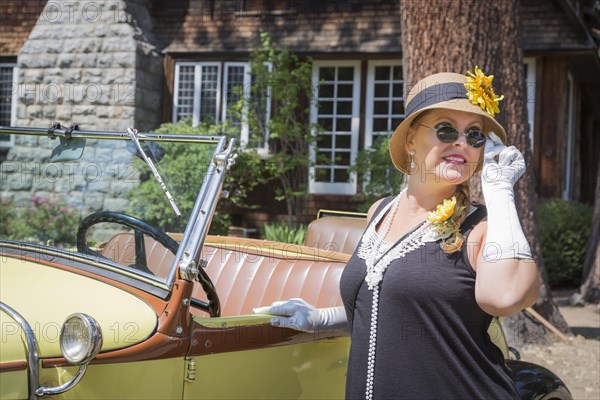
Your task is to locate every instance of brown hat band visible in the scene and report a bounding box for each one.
[405,82,469,116]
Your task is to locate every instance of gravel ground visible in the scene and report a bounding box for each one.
[519,302,600,400]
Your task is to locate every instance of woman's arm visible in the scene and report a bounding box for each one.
[469,221,539,316]
[253,299,349,337]
[471,133,540,316]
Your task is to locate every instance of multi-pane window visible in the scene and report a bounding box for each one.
[310,61,360,195]
[174,61,270,151]
[199,65,219,123]
[173,63,220,126]
[365,62,404,148]
[0,64,16,147]
[173,64,197,122]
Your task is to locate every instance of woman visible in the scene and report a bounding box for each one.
[254,69,539,399]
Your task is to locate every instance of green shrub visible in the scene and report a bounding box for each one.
[0,196,80,246]
[1,201,27,239]
[537,199,593,287]
[260,222,307,245]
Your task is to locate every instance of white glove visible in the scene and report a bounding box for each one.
[253,298,349,335]
[481,132,532,261]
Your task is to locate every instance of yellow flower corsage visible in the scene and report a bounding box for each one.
[464,66,504,117]
[427,197,457,224]
[423,196,465,252]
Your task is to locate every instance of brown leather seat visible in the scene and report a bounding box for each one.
[194,243,346,316]
[101,234,347,317]
[100,215,367,317]
[304,216,367,256]
[194,215,368,316]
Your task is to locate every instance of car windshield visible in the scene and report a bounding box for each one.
[0,126,232,287]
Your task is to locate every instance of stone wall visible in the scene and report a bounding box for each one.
[1,0,163,224]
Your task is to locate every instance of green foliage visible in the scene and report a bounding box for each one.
[0,201,29,240]
[537,199,593,287]
[0,195,79,246]
[242,31,316,222]
[351,135,405,212]
[260,221,307,245]
[128,119,265,235]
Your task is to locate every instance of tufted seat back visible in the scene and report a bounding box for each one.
[101,234,349,317]
[193,241,347,316]
[304,216,367,256]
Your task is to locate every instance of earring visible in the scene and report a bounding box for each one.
[409,150,415,173]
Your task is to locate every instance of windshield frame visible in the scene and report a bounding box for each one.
[0,125,235,290]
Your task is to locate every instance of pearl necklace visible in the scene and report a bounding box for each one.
[358,189,434,400]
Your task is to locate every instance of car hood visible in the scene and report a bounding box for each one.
[0,256,158,360]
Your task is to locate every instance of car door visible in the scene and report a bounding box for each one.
[183,315,349,399]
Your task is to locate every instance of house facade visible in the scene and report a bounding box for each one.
[1,0,598,227]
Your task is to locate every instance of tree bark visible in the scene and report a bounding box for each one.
[400,0,570,344]
[580,159,600,303]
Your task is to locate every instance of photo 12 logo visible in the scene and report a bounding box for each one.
[1,161,141,184]
[0,1,128,24]
[12,83,138,105]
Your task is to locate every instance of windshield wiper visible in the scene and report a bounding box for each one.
[127,127,181,216]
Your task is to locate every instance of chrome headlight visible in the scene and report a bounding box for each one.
[59,313,103,365]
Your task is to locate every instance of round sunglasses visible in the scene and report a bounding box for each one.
[418,123,487,148]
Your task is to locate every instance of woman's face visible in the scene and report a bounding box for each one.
[407,109,484,185]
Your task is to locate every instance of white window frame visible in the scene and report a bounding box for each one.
[172,62,221,126]
[364,60,404,149]
[222,62,252,144]
[222,62,271,154]
[309,61,361,195]
[0,63,17,148]
[524,57,536,151]
[173,61,271,153]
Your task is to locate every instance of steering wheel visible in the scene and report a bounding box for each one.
[76,211,221,317]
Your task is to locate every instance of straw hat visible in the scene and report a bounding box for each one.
[389,70,507,174]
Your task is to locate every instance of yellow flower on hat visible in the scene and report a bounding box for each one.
[427,197,457,224]
[464,66,504,117]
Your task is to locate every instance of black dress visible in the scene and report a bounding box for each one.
[340,199,519,400]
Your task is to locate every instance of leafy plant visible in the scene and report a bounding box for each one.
[537,199,593,287]
[127,119,265,235]
[0,195,80,246]
[260,221,307,245]
[240,31,317,223]
[351,135,406,212]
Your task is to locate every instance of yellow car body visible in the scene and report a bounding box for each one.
[0,238,350,400]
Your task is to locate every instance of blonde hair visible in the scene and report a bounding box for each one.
[440,180,470,253]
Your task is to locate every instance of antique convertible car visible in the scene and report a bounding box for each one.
[0,125,572,399]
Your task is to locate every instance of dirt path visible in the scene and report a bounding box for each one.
[519,292,600,400]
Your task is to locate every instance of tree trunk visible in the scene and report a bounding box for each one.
[400,0,570,344]
[580,159,600,303]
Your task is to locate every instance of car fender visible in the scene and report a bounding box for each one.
[507,359,573,400]
[0,256,158,358]
[0,309,28,399]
